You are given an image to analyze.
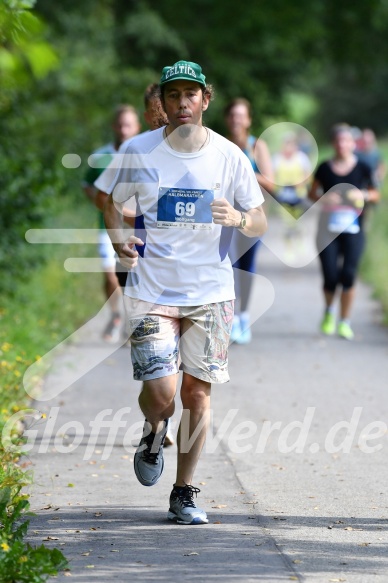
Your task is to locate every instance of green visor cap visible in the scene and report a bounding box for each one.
[160,60,206,87]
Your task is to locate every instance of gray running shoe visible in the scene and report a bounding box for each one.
[167,485,208,525]
[134,419,169,487]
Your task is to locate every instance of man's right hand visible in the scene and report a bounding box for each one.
[114,236,144,269]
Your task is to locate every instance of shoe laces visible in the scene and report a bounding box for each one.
[141,426,165,464]
[173,484,200,508]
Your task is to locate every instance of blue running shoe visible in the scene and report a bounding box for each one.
[237,313,252,344]
[230,316,241,343]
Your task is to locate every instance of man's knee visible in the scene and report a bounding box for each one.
[181,376,211,410]
[141,376,176,409]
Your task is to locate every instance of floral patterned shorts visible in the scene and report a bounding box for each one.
[123,297,234,384]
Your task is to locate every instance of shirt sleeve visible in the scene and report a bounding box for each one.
[83,152,113,187]
[232,149,265,210]
[94,143,137,202]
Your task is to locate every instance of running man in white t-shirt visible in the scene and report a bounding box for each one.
[95,60,267,525]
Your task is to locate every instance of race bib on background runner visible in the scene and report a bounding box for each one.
[328,207,360,234]
[157,187,214,230]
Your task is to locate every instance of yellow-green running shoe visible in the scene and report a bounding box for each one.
[337,321,354,340]
[320,312,336,335]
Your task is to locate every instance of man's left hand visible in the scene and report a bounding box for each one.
[211,198,240,227]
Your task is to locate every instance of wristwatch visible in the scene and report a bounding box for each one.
[238,212,246,230]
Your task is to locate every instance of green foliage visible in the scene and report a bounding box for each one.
[308,1,388,135]
[312,64,388,139]
[100,1,388,134]
[0,445,68,582]
[0,0,58,108]
[361,162,388,324]
[0,0,62,295]
[0,488,68,582]
[0,198,103,425]
[0,199,103,582]
[114,1,187,67]
[134,0,325,130]
[0,125,59,295]
[0,542,68,583]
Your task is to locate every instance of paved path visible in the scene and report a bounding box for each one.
[25,215,388,582]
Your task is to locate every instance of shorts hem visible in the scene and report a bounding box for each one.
[133,368,179,382]
[180,366,230,384]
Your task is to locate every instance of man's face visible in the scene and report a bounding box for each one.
[162,80,209,130]
[362,129,375,151]
[112,111,140,145]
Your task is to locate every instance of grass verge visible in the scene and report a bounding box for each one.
[361,187,388,325]
[360,140,388,323]
[0,197,103,581]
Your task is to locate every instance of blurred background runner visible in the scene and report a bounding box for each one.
[308,123,380,340]
[355,128,386,187]
[114,84,168,290]
[82,105,140,342]
[224,98,273,344]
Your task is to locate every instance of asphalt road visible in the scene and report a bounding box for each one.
[25,213,388,582]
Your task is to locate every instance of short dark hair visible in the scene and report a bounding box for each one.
[224,98,252,118]
[143,83,168,129]
[144,83,160,110]
[112,104,138,123]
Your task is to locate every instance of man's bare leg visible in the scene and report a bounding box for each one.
[138,374,178,434]
[166,373,210,525]
[176,373,211,486]
[102,269,122,342]
[134,375,178,486]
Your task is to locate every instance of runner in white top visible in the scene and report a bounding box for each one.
[96,60,267,525]
[83,105,140,342]
[96,125,263,306]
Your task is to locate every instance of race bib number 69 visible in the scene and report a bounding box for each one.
[157,187,214,230]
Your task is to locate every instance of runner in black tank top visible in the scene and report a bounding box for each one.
[308,124,380,340]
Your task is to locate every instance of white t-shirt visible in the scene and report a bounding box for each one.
[95,127,264,306]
